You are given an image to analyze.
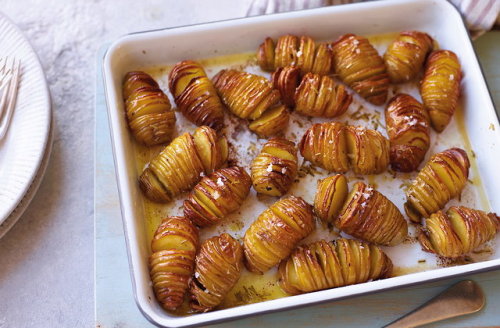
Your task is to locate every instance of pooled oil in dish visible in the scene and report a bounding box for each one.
[131,33,494,316]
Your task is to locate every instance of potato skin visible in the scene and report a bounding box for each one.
[278,239,393,295]
[149,216,199,311]
[299,122,389,175]
[184,166,251,227]
[405,148,470,223]
[212,69,280,121]
[419,206,499,258]
[190,233,243,312]
[421,50,462,132]
[337,181,407,246]
[244,196,315,274]
[332,34,389,105]
[169,60,225,130]
[299,122,349,173]
[139,126,228,203]
[295,73,352,118]
[384,31,433,83]
[385,93,431,172]
[251,138,298,197]
[258,35,332,76]
[123,71,176,146]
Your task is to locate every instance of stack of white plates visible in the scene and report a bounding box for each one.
[0,12,52,238]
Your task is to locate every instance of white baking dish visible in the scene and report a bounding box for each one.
[103,0,500,327]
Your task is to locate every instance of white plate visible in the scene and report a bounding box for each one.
[103,0,500,326]
[0,12,52,231]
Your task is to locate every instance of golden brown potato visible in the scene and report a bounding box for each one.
[271,66,301,107]
[169,60,225,130]
[251,138,298,196]
[139,126,228,203]
[299,122,389,175]
[244,196,315,274]
[384,31,433,83]
[332,34,389,105]
[336,181,408,246]
[385,94,431,172]
[123,71,176,146]
[314,174,349,224]
[149,216,199,311]
[248,105,290,138]
[345,125,390,175]
[278,239,393,295]
[212,69,280,120]
[299,122,349,173]
[257,35,332,76]
[421,50,462,132]
[419,206,499,258]
[295,73,352,118]
[405,148,470,223]
[190,233,243,312]
[184,166,251,227]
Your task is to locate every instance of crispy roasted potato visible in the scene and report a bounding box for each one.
[139,126,228,203]
[169,60,225,130]
[332,34,389,105]
[405,148,470,223]
[421,50,462,132]
[279,239,393,295]
[244,196,314,274]
[184,166,251,227]
[384,31,433,83]
[419,206,499,258]
[251,138,298,196]
[385,93,430,172]
[149,216,199,311]
[123,71,176,146]
[190,233,243,312]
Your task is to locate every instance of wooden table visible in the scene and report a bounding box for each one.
[95,32,500,328]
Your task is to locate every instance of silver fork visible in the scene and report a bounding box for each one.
[0,57,21,140]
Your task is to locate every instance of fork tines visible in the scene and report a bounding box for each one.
[0,57,21,140]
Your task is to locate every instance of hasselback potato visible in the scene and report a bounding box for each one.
[421,50,462,132]
[248,105,290,137]
[184,166,251,227]
[257,35,332,76]
[212,69,280,120]
[271,67,352,118]
[419,206,499,258]
[139,126,228,203]
[212,69,289,136]
[332,34,390,105]
[149,216,199,311]
[244,196,315,274]
[384,31,433,83]
[278,239,393,295]
[190,233,243,312]
[251,138,298,196]
[299,122,349,173]
[405,148,470,223]
[299,122,389,175]
[314,176,407,246]
[123,71,176,146]
[169,60,225,130]
[385,93,431,172]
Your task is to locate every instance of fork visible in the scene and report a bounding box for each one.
[0,57,21,140]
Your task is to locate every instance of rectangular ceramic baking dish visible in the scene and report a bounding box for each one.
[103,0,500,327]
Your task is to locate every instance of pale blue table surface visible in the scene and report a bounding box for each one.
[96,32,500,328]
